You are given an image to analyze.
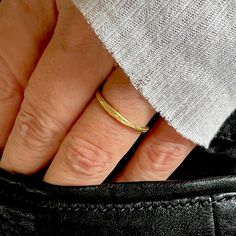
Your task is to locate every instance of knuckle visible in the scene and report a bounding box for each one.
[138,140,186,173]
[63,137,111,177]
[15,101,63,149]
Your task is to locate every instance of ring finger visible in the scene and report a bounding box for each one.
[44,66,196,186]
[43,67,156,186]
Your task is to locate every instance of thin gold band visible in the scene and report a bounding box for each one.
[95,89,149,133]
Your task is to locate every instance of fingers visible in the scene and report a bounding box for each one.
[0,4,114,174]
[113,118,197,182]
[43,67,156,186]
[0,0,57,149]
[0,0,196,185]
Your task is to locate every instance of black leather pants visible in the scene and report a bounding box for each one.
[0,111,236,236]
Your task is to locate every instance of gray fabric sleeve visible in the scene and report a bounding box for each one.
[71,0,236,149]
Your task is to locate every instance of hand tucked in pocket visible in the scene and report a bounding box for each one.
[0,0,196,186]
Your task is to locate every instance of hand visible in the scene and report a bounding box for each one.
[0,0,196,186]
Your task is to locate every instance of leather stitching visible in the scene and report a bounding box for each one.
[1,189,236,212]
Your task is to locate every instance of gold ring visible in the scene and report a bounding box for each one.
[96,88,149,133]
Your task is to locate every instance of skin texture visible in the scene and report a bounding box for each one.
[0,0,196,186]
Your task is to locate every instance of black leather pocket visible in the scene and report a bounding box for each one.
[0,111,236,236]
[1,168,236,236]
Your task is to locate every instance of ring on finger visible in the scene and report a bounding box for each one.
[96,86,149,133]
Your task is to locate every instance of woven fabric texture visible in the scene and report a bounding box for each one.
[71,0,236,148]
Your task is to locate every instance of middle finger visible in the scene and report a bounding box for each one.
[0,7,114,174]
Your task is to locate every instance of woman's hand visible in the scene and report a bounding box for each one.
[0,0,196,186]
